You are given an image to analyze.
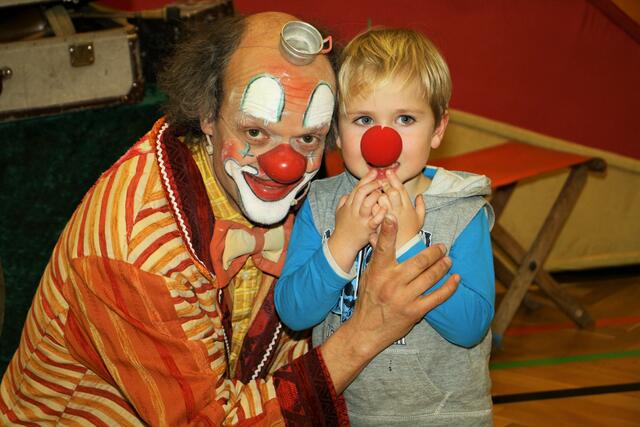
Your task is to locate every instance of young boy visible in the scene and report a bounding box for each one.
[275,28,495,426]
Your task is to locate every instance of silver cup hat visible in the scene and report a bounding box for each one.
[280,20,333,66]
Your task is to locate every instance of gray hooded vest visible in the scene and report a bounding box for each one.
[308,168,494,426]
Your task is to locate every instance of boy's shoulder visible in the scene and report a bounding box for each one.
[425,167,492,198]
[306,173,355,226]
[309,172,355,196]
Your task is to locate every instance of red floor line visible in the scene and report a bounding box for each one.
[504,315,640,336]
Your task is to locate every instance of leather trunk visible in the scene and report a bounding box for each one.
[0,2,143,121]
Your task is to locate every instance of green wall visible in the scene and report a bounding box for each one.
[0,88,165,375]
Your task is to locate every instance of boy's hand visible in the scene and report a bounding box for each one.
[328,170,387,272]
[378,170,425,249]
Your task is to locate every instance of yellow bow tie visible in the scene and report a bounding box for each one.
[209,216,293,288]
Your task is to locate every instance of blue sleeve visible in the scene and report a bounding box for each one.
[421,208,495,347]
[275,200,349,331]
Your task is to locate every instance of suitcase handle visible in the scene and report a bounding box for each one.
[0,67,12,95]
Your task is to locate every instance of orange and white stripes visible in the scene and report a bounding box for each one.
[0,121,306,426]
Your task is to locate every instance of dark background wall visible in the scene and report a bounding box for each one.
[0,88,165,375]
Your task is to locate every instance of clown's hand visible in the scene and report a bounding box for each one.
[320,215,457,393]
[354,214,456,350]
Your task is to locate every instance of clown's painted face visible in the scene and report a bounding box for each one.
[202,21,336,225]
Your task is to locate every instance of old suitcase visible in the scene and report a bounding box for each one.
[92,0,234,83]
[0,1,143,121]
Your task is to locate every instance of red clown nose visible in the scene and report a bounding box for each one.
[257,144,307,184]
[360,126,403,167]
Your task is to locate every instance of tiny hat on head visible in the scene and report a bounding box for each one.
[279,20,332,66]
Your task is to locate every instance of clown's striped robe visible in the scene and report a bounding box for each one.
[0,118,348,426]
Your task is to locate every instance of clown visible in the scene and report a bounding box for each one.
[0,12,458,426]
[200,34,336,224]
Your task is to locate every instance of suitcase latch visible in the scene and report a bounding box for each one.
[0,67,12,95]
[69,43,95,67]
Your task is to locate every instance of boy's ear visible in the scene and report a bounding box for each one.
[430,111,450,149]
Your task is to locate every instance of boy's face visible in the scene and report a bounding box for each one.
[338,76,448,190]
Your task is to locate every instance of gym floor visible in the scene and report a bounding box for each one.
[491,267,640,426]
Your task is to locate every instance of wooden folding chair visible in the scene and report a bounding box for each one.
[432,141,606,346]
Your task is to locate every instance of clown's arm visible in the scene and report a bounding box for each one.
[63,253,352,425]
[64,215,454,426]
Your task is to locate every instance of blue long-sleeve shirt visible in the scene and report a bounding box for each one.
[275,174,495,348]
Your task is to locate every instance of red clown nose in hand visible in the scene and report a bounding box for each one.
[360,125,403,171]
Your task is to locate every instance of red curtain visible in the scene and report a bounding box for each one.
[236,0,640,160]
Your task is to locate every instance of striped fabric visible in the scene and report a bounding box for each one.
[0,118,348,426]
[191,141,268,376]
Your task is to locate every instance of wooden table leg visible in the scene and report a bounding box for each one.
[490,183,516,221]
[494,256,542,310]
[492,163,590,345]
[493,226,594,328]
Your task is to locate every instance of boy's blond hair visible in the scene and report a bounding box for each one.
[339,27,451,126]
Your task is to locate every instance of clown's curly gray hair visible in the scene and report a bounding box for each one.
[158,15,246,133]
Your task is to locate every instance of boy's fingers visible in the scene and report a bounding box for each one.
[362,190,381,207]
[361,191,382,217]
[377,194,391,210]
[385,186,402,208]
[347,171,376,205]
[368,205,387,229]
[385,170,404,190]
[385,171,411,207]
[356,169,378,189]
[352,181,382,208]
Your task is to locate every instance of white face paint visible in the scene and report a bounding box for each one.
[240,75,285,123]
[303,83,335,128]
[224,159,318,225]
